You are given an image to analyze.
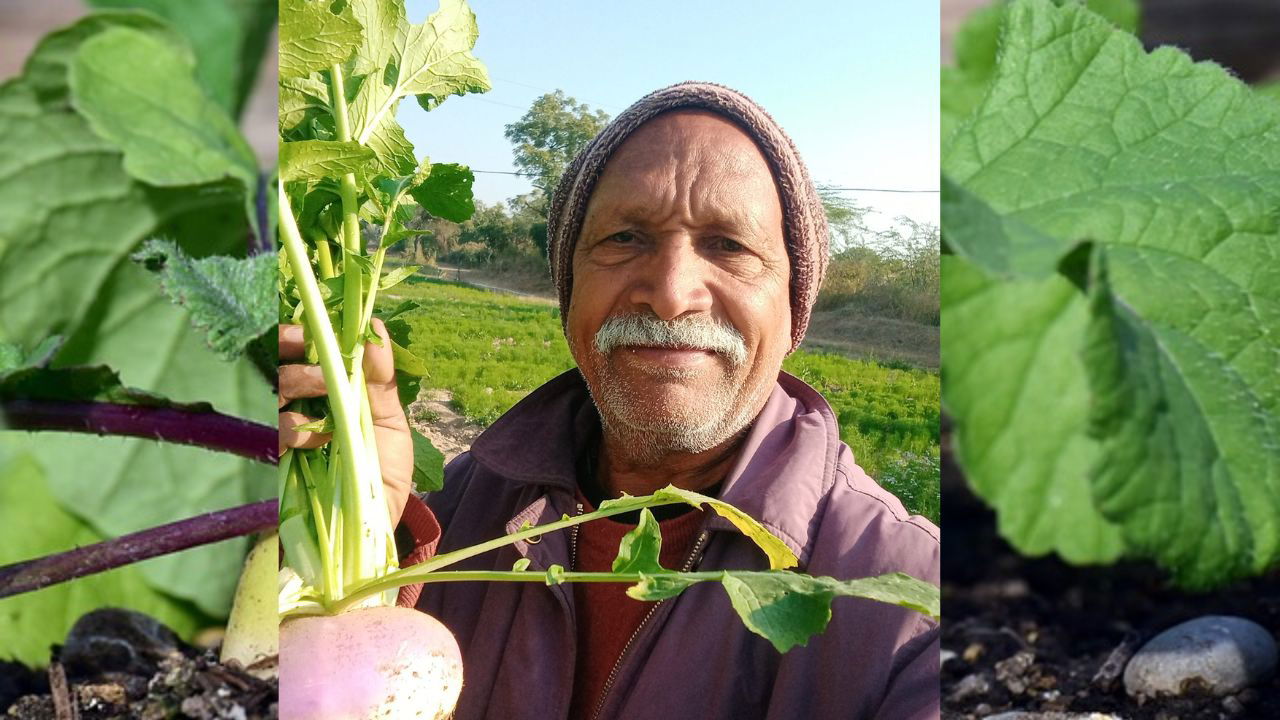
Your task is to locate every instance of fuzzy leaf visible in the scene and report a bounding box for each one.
[942,0,1139,142]
[943,0,1280,585]
[133,240,276,361]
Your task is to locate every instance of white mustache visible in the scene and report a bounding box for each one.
[593,313,747,367]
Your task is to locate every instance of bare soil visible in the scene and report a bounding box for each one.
[406,388,484,464]
[1,610,276,719]
[804,308,939,369]
[942,427,1280,720]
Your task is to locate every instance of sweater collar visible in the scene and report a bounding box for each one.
[469,368,843,565]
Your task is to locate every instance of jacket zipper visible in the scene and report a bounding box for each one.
[570,502,583,568]
[589,529,710,720]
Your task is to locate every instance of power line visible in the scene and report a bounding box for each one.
[471,170,537,177]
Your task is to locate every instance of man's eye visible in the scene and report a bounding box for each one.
[605,232,636,245]
[714,237,745,253]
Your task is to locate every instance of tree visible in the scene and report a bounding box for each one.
[459,201,518,254]
[504,90,610,212]
[816,184,876,253]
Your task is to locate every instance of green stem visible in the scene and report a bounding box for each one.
[279,184,380,602]
[328,63,365,360]
[314,236,336,280]
[332,497,692,611]
[322,570,728,614]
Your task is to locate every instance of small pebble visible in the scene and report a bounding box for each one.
[1124,615,1278,698]
[941,648,958,666]
[963,642,985,663]
[995,650,1036,694]
[947,672,990,703]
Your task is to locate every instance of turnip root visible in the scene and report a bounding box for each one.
[280,606,463,719]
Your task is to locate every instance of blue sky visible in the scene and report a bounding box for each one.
[402,1,939,228]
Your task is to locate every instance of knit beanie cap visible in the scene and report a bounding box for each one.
[547,81,829,352]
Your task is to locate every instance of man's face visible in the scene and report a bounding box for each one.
[567,110,791,461]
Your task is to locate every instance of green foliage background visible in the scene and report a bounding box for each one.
[383,278,940,524]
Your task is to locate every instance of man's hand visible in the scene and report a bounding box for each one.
[278,320,414,525]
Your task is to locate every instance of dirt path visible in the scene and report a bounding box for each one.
[406,388,484,464]
[431,265,557,304]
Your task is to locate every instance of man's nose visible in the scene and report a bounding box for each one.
[627,240,713,321]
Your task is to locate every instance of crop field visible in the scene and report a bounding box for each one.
[382,277,940,524]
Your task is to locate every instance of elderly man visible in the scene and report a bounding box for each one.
[283,82,939,719]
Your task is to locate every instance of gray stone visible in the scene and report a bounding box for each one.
[946,672,990,703]
[1123,615,1278,698]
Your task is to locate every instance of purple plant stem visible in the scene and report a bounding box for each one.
[1,400,276,464]
[0,500,276,599]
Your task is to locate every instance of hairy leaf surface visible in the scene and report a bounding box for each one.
[943,0,1280,585]
[133,240,277,361]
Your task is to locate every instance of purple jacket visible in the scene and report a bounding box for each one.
[417,369,940,720]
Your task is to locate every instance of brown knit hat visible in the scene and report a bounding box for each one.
[547,81,829,352]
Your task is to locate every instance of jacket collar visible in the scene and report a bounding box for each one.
[469,368,842,565]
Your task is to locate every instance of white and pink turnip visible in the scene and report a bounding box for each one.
[280,607,463,720]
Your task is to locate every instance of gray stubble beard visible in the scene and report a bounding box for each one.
[576,313,770,467]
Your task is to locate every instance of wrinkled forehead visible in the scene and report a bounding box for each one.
[599,110,777,185]
[586,110,784,228]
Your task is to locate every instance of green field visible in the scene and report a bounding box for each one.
[384,278,940,523]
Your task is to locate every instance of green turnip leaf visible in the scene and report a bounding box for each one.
[71,27,257,194]
[21,11,186,110]
[611,509,663,575]
[0,45,271,628]
[409,427,444,493]
[87,0,276,118]
[280,0,363,80]
[343,0,490,175]
[409,163,476,222]
[942,0,1280,585]
[280,140,375,183]
[721,571,940,653]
